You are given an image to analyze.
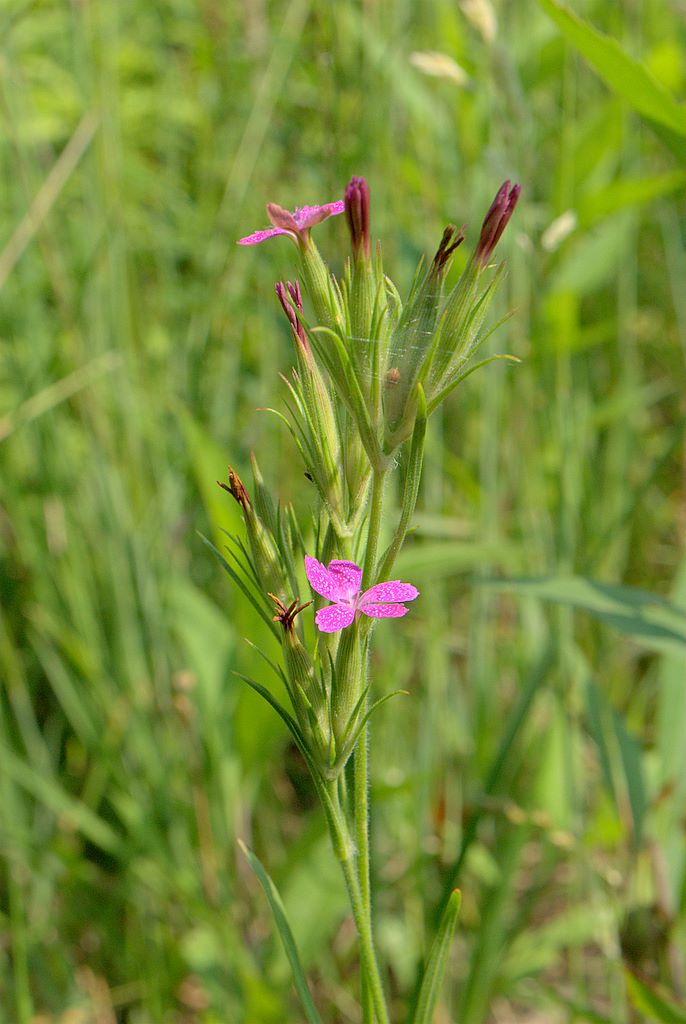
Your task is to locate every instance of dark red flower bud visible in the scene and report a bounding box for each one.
[476,181,521,266]
[275,279,309,353]
[344,176,371,260]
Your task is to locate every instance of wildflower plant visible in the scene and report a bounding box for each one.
[215,177,520,1023]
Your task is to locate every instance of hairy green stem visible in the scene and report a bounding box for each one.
[326,783,390,1024]
[355,468,388,1021]
[363,468,387,586]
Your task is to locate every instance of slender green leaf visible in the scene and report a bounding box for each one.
[238,840,324,1024]
[538,0,686,137]
[412,889,461,1024]
[625,970,686,1023]
[487,576,686,654]
[1,746,123,856]
[427,354,520,416]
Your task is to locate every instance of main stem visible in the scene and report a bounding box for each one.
[327,783,390,1024]
[355,468,388,1021]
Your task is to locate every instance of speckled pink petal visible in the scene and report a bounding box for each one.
[361,603,409,619]
[360,581,419,605]
[327,559,362,598]
[315,603,356,633]
[305,556,363,601]
[294,200,345,230]
[237,226,291,245]
[305,556,343,601]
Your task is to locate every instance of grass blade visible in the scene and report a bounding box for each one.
[537,0,686,137]
[486,576,686,654]
[411,889,461,1024]
[238,840,324,1024]
[625,970,686,1023]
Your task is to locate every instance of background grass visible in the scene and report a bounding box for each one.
[1,0,685,1021]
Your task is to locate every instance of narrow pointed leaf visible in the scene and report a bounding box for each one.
[200,533,277,635]
[537,0,686,138]
[428,355,520,415]
[625,969,686,1023]
[238,840,324,1024]
[412,889,462,1024]
[486,575,686,653]
[344,689,409,752]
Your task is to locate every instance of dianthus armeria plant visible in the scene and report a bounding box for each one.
[214,177,520,1024]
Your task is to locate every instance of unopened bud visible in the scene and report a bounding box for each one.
[344,176,371,261]
[384,226,459,445]
[275,279,310,355]
[476,180,520,266]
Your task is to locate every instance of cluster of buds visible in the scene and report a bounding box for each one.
[224,176,520,777]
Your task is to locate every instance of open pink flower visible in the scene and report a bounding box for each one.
[305,556,419,633]
[238,200,345,247]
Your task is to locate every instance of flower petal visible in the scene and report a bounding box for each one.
[360,581,419,605]
[267,203,300,233]
[315,603,356,633]
[305,556,362,601]
[361,603,409,619]
[327,560,362,598]
[294,200,345,230]
[237,226,290,245]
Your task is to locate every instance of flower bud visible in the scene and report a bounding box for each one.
[475,180,520,266]
[344,176,371,261]
[383,225,463,449]
[274,280,346,529]
[275,279,310,356]
[426,184,520,397]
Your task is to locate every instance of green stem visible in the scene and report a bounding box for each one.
[354,696,374,1024]
[357,468,387,909]
[326,783,390,1024]
[376,476,417,583]
[356,467,388,1021]
[363,468,387,585]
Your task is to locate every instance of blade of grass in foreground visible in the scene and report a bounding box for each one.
[484,576,686,654]
[238,840,324,1024]
[411,889,461,1024]
[537,0,686,138]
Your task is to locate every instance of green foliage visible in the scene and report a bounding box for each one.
[238,840,324,1024]
[1,0,685,1021]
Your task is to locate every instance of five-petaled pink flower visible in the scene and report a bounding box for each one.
[238,200,345,247]
[305,556,419,633]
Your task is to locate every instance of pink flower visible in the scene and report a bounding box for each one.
[305,556,419,633]
[238,200,345,247]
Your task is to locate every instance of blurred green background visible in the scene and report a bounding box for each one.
[1,0,685,1021]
